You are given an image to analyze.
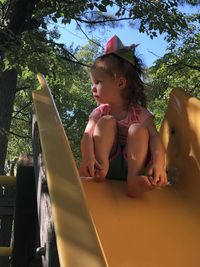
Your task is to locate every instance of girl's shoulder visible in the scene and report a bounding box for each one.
[89,104,111,121]
[128,105,154,123]
[96,103,111,113]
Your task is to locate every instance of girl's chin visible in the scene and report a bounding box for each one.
[95,99,101,104]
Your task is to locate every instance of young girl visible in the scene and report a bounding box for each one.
[79,35,168,197]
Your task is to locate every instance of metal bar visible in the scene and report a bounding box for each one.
[0,246,12,256]
[0,176,16,186]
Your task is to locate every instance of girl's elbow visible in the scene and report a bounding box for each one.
[81,132,93,145]
[83,131,93,138]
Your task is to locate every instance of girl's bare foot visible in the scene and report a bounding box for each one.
[127,175,154,197]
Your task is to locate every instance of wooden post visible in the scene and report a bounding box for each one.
[11,154,42,267]
[0,180,15,266]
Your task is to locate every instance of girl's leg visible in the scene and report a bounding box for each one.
[93,115,117,180]
[126,124,153,197]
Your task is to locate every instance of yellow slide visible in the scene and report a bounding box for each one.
[33,74,200,267]
[82,89,200,267]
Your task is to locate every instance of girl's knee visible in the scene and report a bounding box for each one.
[128,124,149,139]
[93,115,117,137]
[97,115,117,128]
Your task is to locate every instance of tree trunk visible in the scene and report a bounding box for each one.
[0,68,17,266]
[0,69,17,174]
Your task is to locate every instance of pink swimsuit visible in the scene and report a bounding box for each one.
[89,103,153,145]
[89,104,153,179]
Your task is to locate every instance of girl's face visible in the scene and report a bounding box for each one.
[90,68,125,105]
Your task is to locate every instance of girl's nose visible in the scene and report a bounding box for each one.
[91,84,97,93]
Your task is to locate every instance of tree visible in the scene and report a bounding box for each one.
[147,23,200,128]
[0,0,199,173]
[5,39,101,168]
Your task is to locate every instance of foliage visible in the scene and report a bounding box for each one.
[6,69,36,161]
[146,23,200,130]
[1,0,199,170]
[46,42,100,164]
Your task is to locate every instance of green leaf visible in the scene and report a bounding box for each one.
[101,0,112,6]
[87,3,94,10]
[98,4,107,12]
[52,16,58,23]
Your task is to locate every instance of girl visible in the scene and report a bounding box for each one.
[79,35,167,197]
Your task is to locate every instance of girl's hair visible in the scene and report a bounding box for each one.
[91,53,147,108]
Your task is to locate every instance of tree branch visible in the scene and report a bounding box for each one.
[9,130,31,139]
[11,117,29,123]
[0,128,31,139]
[42,39,91,67]
[189,80,200,94]
[16,85,32,92]
[75,20,103,48]
[75,16,132,24]
[147,49,162,59]
[47,39,80,62]
[167,63,200,71]
[184,64,200,71]
[58,55,90,67]
[12,101,32,118]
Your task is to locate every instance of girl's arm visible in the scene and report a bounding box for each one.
[79,119,101,177]
[143,117,168,186]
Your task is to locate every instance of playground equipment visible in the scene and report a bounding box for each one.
[0,74,200,266]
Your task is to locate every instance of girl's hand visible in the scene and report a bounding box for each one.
[147,163,168,187]
[79,158,102,177]
[94,162,109,182]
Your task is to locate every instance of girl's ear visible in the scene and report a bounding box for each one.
[118,76,127,90]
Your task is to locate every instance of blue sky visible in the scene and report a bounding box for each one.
[55,4,199,67]
[57,21,167,67]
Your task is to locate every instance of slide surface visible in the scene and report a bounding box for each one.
[82,88,200,267]
[34,75,200,267]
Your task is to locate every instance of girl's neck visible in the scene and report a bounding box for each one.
[109,103,128,121]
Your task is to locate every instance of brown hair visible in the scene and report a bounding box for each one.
[91,53,147,109]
